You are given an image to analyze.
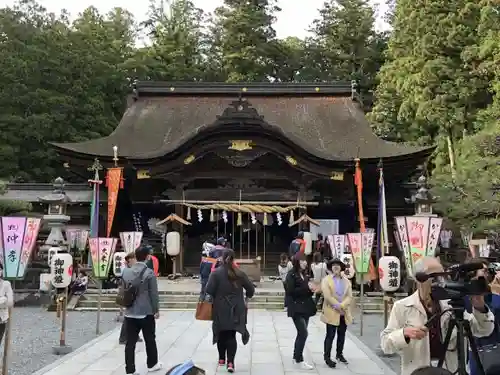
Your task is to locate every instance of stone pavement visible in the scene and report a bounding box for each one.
[33,311,397,375]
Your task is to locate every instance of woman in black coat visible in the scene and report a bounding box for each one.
[285,253,317,370]
[206,249,255,373]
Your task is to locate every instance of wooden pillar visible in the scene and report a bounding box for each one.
[298,185,307,231]
[174,185,185,273]
[174,202,184,273]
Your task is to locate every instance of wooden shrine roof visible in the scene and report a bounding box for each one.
[52,81,433,164]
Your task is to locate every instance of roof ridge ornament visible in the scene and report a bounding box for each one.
[216,97,264,124]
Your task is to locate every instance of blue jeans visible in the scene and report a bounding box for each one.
[292,316,309,362]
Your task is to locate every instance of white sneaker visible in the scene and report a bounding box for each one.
[294,360,314,370]
[148,362,163,372]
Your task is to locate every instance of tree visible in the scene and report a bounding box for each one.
[208,0,281,82]
[0,1,136,182]
[368,0,486,168]
[0,182,32,216]
[430,1,500,233]
[134,0,207,81]
[308,0,385,89]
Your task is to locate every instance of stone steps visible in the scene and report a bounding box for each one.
[75,289,405,313]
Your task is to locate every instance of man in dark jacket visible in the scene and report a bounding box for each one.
[200,241,215,299]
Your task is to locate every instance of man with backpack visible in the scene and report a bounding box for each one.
[119,252,143,345]
[289,231,306,260]
[120,245,162,375]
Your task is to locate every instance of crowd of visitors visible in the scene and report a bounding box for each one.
[110,232,500,375]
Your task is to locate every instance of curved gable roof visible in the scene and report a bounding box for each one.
[52,82,432,163]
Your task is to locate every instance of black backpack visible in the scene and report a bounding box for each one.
[116,266,148,308]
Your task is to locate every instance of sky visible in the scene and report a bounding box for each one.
[0,0,390,38]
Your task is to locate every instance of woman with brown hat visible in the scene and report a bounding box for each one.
[320,258,353,368]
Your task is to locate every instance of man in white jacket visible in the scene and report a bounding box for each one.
[380,257,494,375]
[0,263,14,344]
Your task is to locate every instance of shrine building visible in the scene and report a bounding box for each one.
[11,82,434,274]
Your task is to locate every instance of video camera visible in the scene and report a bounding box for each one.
[415,262,490,302]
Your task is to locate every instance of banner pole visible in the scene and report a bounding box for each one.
[96,279,102,335]
[360,276,364,336]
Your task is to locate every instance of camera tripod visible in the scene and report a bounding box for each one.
[431,300,487,375]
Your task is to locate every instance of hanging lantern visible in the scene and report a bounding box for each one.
[237,212,242,226]
[276,212,282,226]
[197,209,203,222]
[289,210,294,225]
[186,206,191,220]
[210,209,215,222]
[222,210,228,223]
[166,231,181,257]
[250,212,257,225]
[263,213,268,226]
[379,256,401,292]
[341,253,356,279]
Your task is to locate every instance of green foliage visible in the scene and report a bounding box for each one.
[431,127,500,234]
[368,0,487,144]
[309,0,387,89]
[134,0,208,81]
[430,0,500,233]
[208,0,281,82]
[0,0,136,182]
[0,0,387,182]
[0,183,32,216]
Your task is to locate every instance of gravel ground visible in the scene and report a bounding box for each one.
[1,308,120,375]
[349,311,401,373]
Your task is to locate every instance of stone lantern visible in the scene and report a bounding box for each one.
[405,175,435,216]
[38,177,71,254]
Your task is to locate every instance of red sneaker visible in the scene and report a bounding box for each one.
[227,363,234,373]
[218,360,225,366]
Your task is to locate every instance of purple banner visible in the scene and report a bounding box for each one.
[1,217,27,279]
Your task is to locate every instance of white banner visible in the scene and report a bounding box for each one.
[119,231,143,253]
[310,219,339,240]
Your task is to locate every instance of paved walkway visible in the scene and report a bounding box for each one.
[33,311,397,375]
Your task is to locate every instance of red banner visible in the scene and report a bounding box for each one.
[354,159,377,281]
[106,167,123,237]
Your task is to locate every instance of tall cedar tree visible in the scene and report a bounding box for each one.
[134,0,207,81]
[0,0,136,181]
[431,1,500,234]
[308,0,386,90]
[208,0,281,82]
[368,0,485,150]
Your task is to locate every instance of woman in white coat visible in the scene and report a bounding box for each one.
[380,257,494,375]
[0,262,14,344]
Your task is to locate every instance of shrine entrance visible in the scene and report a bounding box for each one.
[160,198,319,273]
